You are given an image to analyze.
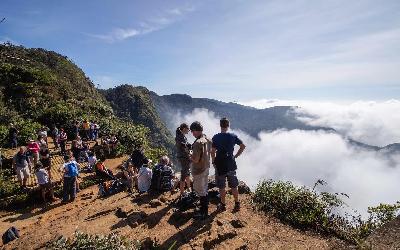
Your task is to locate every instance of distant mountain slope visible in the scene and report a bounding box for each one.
[150,92,331,137]
[101,85,174,151]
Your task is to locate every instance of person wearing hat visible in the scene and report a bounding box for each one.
[8,123,18,149]
[12,146,31,188]
[190,121,212,220]
[59,128,68,155]
[27,139,40,171]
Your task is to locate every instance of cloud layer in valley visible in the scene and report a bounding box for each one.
[173,108,400,217]
[240,99,400,147]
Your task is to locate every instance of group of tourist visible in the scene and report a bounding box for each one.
[9,117,246,220]
[176,118,246,219]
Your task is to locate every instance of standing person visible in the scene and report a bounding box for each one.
[61,151,79,203]
[175,123,192,196]
[35,163,56,204]
[27,139,40,169]
[59,128,68,155]
[51,125,59,150]
[93,122,99,140]
[82,120,90,140]
[12,147,31,189]
[89,121,95,140]
[211,118,246,212]
[73,121,80,139]
[190,121,212,220]
[38,127,48,145]
[39,144,52,180]
[8,123,18,149]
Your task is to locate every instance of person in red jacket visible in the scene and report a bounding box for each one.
[27,139,40,171]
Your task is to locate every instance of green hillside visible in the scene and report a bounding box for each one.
[0,43,171,156]
[101,85,174,151]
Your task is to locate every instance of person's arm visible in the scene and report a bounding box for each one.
[190,143,201,163]
[234,143,246,159]
[211,147,216,166]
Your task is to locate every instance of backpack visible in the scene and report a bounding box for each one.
[150,165,162,192]
[66,161,79,177]
[159,167,173,192]
[98,180,124,197]
[2,226,20,244]
[175,192,199,212]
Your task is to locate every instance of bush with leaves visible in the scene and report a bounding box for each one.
[253,179,400,244]
[49,231,143,250]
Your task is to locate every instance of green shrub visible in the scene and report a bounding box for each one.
[49,231,142,250]
[0,170,20,199]
[0,124,8,146]
[253,179,400,244]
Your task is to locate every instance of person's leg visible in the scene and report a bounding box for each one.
[216,174,227,203]
[194,168,209,219]
[62,177,70,202]
[41,187,46,203]
[16,168,23,186]
[70,177,77,201]
[227,171,240,211]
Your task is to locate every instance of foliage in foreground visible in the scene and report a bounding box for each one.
[49,231,160,250]
[49,231,139,250]
[252,179,400,244]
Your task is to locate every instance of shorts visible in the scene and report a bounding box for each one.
[193,168,209,197]
[178,158,191,181]
[39,182,52,190]
[16,166,30,181]
[215,170,239,189]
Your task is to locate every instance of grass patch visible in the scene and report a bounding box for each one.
[252,179,400,244]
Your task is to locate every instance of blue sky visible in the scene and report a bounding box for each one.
[0,0,399,101]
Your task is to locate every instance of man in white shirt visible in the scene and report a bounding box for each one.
[137,164,152,193]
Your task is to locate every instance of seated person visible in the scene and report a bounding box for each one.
[136,162,152,193]
[158,156,178,192]
[130,147,148,170]
[95,158,114,180]
[35,163,56,203]
[115,161,136,193]
[87,151,97,171]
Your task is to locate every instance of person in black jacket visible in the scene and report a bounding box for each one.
[175,123,192,196]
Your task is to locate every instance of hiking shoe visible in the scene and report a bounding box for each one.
[233,201,241,212]
[216,203,226,212]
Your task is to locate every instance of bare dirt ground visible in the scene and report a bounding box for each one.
[0,140,352,249]
[0,171,350,249]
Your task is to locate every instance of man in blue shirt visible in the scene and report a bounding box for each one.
[211,118,246,212]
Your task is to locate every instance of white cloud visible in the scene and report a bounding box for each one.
[241,99,400,147]
[160,1,400,95]
[90,28,140,43]
[89,5,195,43]
[172,108,400,217]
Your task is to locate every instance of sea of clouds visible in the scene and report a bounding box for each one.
[171,101,400,217]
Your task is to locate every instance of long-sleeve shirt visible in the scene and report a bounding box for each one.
[191,134,211,175]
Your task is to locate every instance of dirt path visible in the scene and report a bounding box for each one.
[0,139,350,249]
[0,183,349,249]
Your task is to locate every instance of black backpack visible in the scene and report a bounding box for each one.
[159,167,174,192]
[2,226,20,244]
[150,165,162,192]
[175,192,199,212]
